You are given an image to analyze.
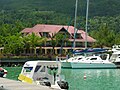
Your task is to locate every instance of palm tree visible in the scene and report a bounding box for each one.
[50,33,69,56]
[23,33,47,55]
[3,33,24,55]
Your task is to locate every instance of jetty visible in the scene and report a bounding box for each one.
[0,77,54,90]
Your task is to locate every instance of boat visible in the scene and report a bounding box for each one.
[112,45,120,52]
[62,54,117,69]
[18,61,69,90]
[110,51,120,68]
[61,0,116,69]
[0,67,7,77]
[62,55,85,68]
[107,45,120,68]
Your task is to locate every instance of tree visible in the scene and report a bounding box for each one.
[90,23,115,48]
[50,32,69,55]
[3,33,24,55]
[0,35,4,47]
[23,33,47,55]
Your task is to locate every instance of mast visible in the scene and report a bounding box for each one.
[85,0,89,49]
[73,0,78,50]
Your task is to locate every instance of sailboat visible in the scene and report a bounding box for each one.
[61,0,117,69]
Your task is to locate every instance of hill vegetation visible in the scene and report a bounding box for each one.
[0,0,120,56]
[0,0,120,16]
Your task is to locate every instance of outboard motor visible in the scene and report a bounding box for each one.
[57,81,69,89]
[44,81,51,87]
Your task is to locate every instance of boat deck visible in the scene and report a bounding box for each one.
[0,77,55,90]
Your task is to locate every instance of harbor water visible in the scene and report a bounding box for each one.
[4,67,120,90]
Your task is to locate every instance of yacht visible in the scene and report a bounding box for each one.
[108,45,120,68]
[62,55,85,68]
[112,45,120,52]
[18,61,69,90]
[62,54,117,69]
[110,51,120,68]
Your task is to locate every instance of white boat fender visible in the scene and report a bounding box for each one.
[84,73,86,80]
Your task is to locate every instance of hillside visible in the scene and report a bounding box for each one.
[0,0,120,17]
[0,0,120,52]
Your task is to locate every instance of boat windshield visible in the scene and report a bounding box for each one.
[24,67,33,72]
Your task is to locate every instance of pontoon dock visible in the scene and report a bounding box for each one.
[0,77,54,90]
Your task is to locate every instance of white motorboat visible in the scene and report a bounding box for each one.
[112,45,120,52]
[18,61,69,90]
[62,54,117,69]
[110,51,120,68]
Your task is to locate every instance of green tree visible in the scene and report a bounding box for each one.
[23,33,47,55]
[50,32,69,55]
[90,23,115,47]
[3,33,24,55]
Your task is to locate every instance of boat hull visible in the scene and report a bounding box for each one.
[62,62,72,68]
[62,62,117,69]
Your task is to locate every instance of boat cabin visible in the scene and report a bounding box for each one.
[18,61,69,89]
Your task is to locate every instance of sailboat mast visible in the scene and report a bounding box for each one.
[85,0,89,49]
[73,0,78,50]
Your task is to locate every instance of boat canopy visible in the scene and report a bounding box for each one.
[73,48,107,54]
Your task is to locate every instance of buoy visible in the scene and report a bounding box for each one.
[84,73,86,80]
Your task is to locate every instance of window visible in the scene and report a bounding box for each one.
[78,58,82,60]
[76,33,83,39]
[40,32,50,38]
[34,66,41,72]
[90,58,97,60]
[34,65,45,72]
[24,67,33,72]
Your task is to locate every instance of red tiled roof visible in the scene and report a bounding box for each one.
[81,34,96,42]
[21,28,33,33]
[21,24,96,42]
[32,24,62,33]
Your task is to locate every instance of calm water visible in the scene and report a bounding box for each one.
[4,67,120,90]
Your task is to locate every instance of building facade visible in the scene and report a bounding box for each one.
[21,24,96,55]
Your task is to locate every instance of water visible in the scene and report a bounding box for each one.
[4,67,120,90]
[4,67,22,80]
[62,69,120,90]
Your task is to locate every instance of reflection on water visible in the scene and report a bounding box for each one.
[62,69,120,90]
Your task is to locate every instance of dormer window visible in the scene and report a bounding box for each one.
[71,33,82,39]
[76,33,83,39]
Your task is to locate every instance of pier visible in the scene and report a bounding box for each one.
[0,77,54,90]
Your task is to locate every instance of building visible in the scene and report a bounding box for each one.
[21,24,96,55]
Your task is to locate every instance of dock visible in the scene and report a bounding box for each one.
[0,77,54,90]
